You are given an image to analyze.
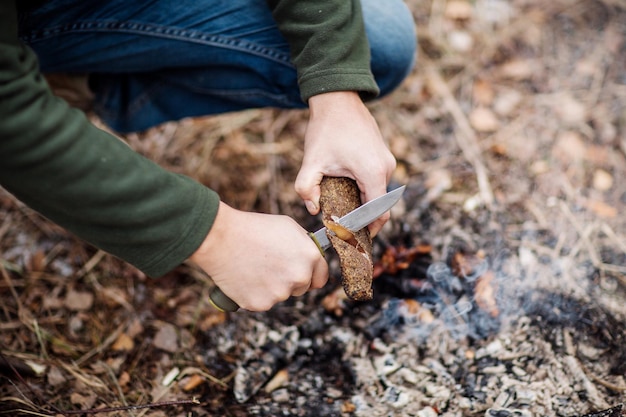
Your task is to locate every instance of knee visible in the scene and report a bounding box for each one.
[361,0,417,96]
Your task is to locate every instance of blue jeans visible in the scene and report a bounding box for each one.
[18,0,416,133]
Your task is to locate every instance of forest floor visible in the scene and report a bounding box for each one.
[2,0,626,416]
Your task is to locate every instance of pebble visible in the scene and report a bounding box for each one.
[383,386,411,409]
[271,388,290,403]
[373,353,402,376]
[417,406,439,417]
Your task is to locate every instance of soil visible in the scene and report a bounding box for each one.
[2,0,626,416]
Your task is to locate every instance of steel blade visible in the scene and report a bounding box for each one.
[310,185,406,251]
[337,185,405,232]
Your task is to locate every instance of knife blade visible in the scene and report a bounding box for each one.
[208,185,406,312]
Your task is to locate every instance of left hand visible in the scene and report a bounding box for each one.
[295,91,397,236]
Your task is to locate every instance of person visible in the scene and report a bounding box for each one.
[0,0,416,311]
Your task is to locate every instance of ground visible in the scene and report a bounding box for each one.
[1,0,626,416]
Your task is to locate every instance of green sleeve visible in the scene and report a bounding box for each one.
[266,0,379,102]
[0,1,220,277]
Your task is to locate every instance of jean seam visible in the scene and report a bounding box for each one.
[20,20,293,67]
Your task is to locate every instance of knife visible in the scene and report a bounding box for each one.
[208,185,406,312]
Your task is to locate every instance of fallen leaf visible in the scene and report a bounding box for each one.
[199,311,227,332]
[183,374,205,391]
[473,79,495,106]
[342,401,357,413]
[118,371,131,387]
[445,0,473,20]
[424,169,452,203]
[498,59,536,81]
[264,369,289,393]
[451,251,486,278]
[112,333,134,352]
[47,366,66,387]
[553,93,587,125]
[153,323,179,353]
[64,289,94,311]
[592,169,613,191]
[70,392,97,409]
[475,270,499,317]
[553,131,587,163]
[469,107,500,132]
[493,89,522,116]
[583,199,617,218]
[321,286,348,317]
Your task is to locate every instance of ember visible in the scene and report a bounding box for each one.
[369,244,501,342]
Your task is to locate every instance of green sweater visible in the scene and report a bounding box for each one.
[0,0,378,277]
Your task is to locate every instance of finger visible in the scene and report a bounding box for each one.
[367,211,391,238]
[295,169,323,215]
[309,256,329,290]
[291,282,311,297]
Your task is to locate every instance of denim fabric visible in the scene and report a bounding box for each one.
[18,0,416,133]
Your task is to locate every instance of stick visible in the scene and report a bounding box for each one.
[423,60,495,208]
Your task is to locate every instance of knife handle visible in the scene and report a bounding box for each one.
[308,232,326,257]
[208,287,239,312]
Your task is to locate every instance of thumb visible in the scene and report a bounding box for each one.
[295,168,323,215]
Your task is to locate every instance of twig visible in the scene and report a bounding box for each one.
[0,351,62,415]
[264,110,292,215]
[59,398,200,415]
[101,360,133,416]
[422,60,495,208]
[74,250,107,279]
[74,323,125,366]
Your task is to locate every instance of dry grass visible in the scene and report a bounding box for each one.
[2,0,626,415]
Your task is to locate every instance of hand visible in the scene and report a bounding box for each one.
[188,202,329,311]
[295,91,397,236]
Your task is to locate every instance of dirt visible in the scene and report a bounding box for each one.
[1,0,626,416]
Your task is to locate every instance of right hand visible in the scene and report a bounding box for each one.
[188,202,329,311]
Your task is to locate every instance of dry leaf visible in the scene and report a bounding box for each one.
[321,286,348,317]
[445,0,473,20]
[592,169,613,191]
[475,271,499,317]
[493,89,522,116]
[498,59,536,81]
[153,323,179,353]
[554,93,587,125]
[469,107,500,132]
[424,169,452,203]
[583,199,617,218]
[70,392,97,409]
[118,371,131,387]
[553,131,587,162]
[112,333,134,352]
[64,289,94,311]
[47,366,66,387]
[183,374,205,391]
[199,311,227,332]
[342,401,357,413]
[473,79,495,106]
